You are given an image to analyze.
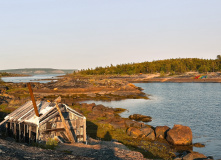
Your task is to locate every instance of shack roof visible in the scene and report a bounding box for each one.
[3,101,85,126]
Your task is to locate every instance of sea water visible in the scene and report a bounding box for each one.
[1,74,64,83]
[85,83,221,159]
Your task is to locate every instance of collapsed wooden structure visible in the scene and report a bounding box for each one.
[0,100,86,143]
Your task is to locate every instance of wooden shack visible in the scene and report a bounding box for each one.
[0,99,86,143]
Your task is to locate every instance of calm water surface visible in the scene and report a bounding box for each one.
[86,83,221,159]
[2,74,64,83]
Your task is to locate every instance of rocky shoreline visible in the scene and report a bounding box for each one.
[70,102,212,159]
[108,73,221,83]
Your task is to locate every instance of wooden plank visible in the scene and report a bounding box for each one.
[39,110,60,126]
[27,83,39,117]
[6,101,32,119]
[39,106,56,122]
[55,102,75,143]
[0,119,8,126]
[43,128,65,132]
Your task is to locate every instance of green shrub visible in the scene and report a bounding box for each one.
[46,138,58,149]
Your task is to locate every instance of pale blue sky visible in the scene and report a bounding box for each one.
[0,0,221,70]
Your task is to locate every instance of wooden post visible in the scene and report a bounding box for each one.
[27,83,39,117]
[55,102,75,143]
[83,118,86,142]
[14,123,16,140]
[29,125,31,144]
[10,121,12,137]
[36,126,39,143]
[23,124,26,143]
[5,123,8,136]
[19,123,21,142]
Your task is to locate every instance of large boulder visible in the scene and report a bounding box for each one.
[140,127,155,140]
[155,126,170,139]
[127,127,142,138]
[166,124,192,145]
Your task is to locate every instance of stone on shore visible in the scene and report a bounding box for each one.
[155,126,170,139]
[193,143,205,148]
[110,118,126,129]
[129,114,152,122]
[182,152,207,160]
[140,127,155,140]
[126,127,142,138]
[166,124,192,145]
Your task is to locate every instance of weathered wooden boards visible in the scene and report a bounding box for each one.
[0,94,86,144]
[55,102,75,143]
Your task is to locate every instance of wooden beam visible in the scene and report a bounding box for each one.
[27,83,39,117]
[43,128,65,132]
[55,102,75,143]
[54,96,61,103]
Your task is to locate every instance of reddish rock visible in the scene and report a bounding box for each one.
[140,127,155,140]
[166,124,192,145]
[127,127,142,138]
[193,143,205,148]
[105,112,115,119]
[183,152,207,160]
[129,114,152,122]
[87,113,100,120]
[132,121,145,128]
[86,103,96,111]
[110,119,126,129]
[141,117,152,122]
[92,105,105,112]
[155,126,170,139]
[125,120,135,128]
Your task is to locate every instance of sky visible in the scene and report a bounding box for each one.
[0,0,221,70]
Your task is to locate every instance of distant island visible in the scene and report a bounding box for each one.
[0,68,77,75]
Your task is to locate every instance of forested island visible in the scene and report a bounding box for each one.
[79,56,221,75]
